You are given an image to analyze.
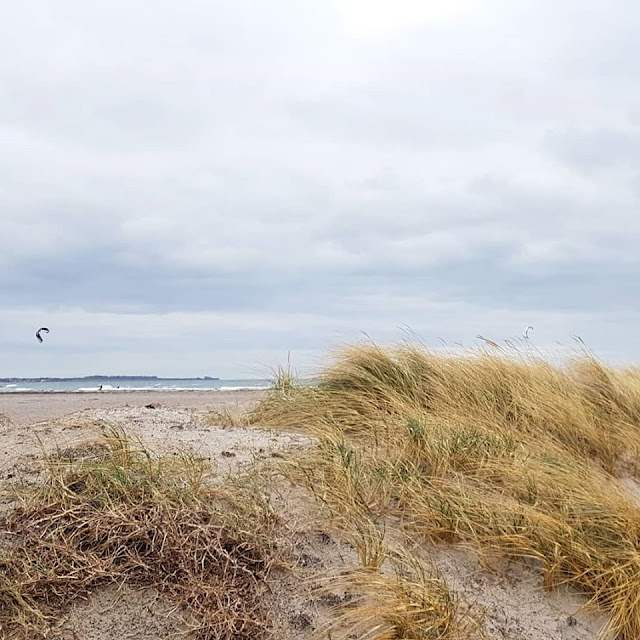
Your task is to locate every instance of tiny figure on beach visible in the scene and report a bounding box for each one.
[98,385,103,392]
[35,327,50,343]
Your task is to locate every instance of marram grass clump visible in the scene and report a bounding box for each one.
[315,551,478,640]
[253,342,640,639]
[0,429,285,640]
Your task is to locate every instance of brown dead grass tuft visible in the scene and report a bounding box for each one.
[0,428,285,640]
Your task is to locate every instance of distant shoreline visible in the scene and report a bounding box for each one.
[0,388,251,395]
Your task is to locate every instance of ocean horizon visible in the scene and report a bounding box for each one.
[0,376,271,393]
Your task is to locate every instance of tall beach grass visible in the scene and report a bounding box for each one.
[253,342,640,639]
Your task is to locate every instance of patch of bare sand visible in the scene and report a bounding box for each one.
[52,585,196,640]
[430,547,609,640]
[0,390,260,426]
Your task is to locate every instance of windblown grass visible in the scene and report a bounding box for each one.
[206,405,252,427]
[316,552,477,640]
[253,343,640,639]
[0,429,285,640]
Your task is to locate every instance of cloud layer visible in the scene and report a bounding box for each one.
[1,0,639,376]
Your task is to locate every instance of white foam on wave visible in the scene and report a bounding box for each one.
[0,382,270,393]
[72,385,268,392]
[74,385,120,392]
[71,386,255,392]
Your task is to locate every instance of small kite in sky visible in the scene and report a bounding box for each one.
[524,326,533,340]
[35,327,50,343]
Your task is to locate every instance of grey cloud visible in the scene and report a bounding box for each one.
[1,0,640,375]
[545,128,640,171]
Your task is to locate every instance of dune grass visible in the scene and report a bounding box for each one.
[252,342,640,639]
[315,552,477,640]
[206,405,252,428]
[0,429,285,640]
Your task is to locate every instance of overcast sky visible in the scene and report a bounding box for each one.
[1,0,639,377]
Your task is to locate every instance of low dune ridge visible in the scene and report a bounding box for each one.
[3,345,640,639]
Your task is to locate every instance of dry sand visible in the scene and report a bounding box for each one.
[0,389,260,426]
[0,391,294,479]
[0,392,611,639]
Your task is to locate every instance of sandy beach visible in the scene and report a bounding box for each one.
[0,389,263,426]
[0,390,316,488]
[0,375,627,640]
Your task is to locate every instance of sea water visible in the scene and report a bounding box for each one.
[0,378,271,393]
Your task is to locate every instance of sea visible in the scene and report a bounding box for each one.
[0,377,271,393]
